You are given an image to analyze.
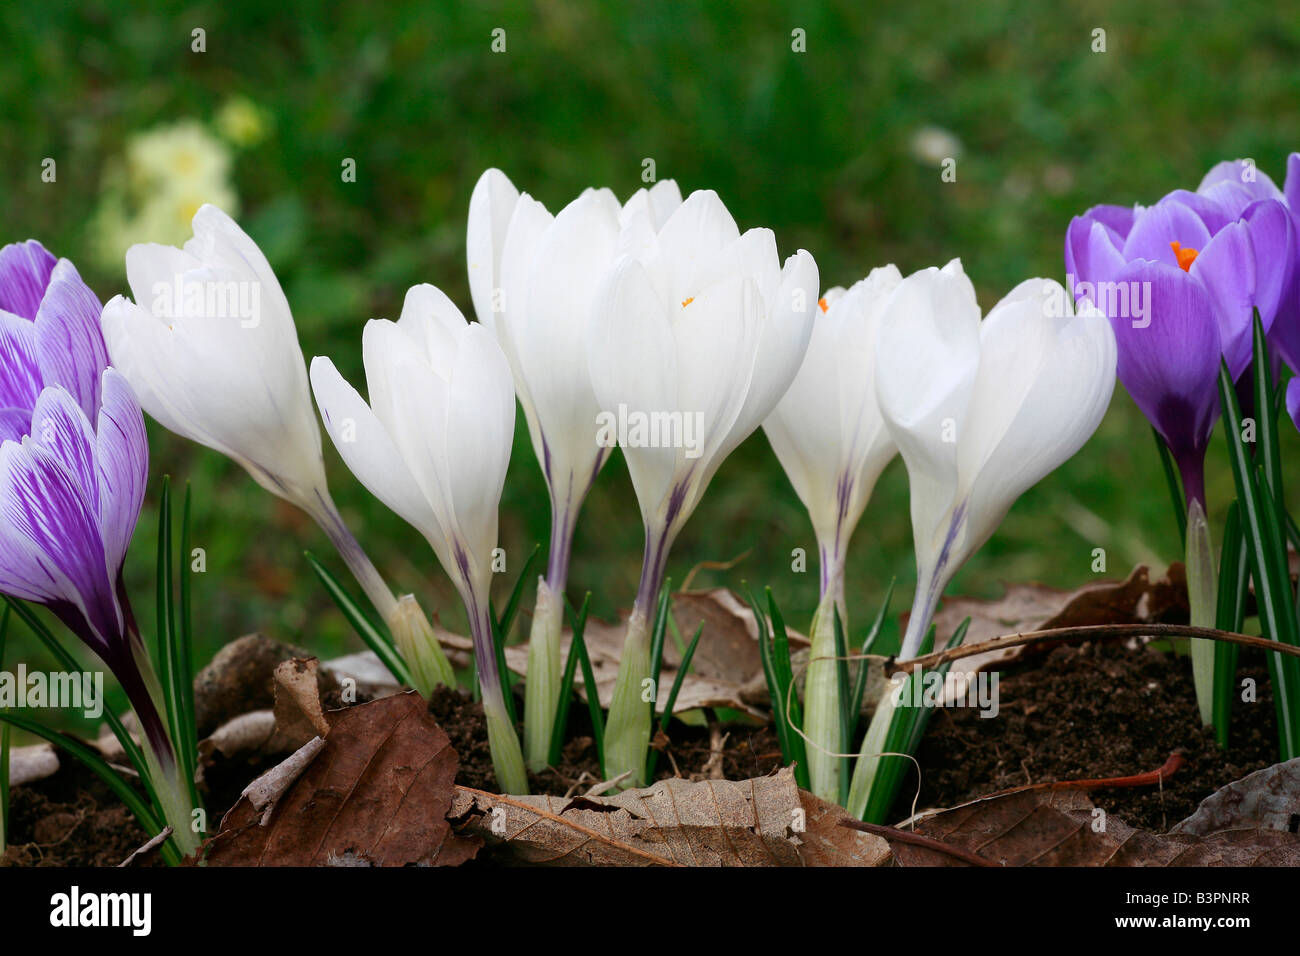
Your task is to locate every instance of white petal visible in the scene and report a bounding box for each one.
[466,168,520,330]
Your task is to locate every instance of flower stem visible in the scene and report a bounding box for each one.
[523,503,577,770]
[1185,498,1218,726]
[469,593,527,793]
[309,488,454,690]
[602,524,673,788]
[804,544,847,802]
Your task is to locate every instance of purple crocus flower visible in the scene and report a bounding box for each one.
[0,240,169,763]
[1065,154,1300,506]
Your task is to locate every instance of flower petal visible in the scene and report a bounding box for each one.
[0,240,56,320]
[467,168,521,330]
[94,369,148,575]
[34,259,109,421]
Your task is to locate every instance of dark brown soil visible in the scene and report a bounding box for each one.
[429,683,785,796]
[900,639,1279,831]
[2,758,151,867]
[5,639,1285,865]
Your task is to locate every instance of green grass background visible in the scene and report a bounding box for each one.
[2,0,1299,723]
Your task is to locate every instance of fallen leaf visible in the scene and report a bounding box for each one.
[448,766,886,866]
[241,737,325,825]
[272,658,331,744]
[1172,757,1300,836]
[892,788,1300,866]
[203,692,477,867]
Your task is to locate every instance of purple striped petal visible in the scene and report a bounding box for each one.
[0,438,120,648]
[34,260,109,421]
[1122,199,1213,267]
[1111,259,1221,466]
[0,311,43,412]
[1243,199,1299,330]
[1082,203,1137,241]
[29,386,99,511]
[95,369,148,572]
[1162,188,1236,235]
[0,408,31,444]
[0,241,56,320]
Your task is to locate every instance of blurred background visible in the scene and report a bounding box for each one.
[3,0,1299,721]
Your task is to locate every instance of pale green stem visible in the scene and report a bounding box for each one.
[804,552,846,802]
[846,677,905,821]
[524,579,565,771]
[1186,498,1218,727]
[603,606,652,788]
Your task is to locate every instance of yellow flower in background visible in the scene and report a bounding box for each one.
[92,119,241,271]
[216,96,272,148]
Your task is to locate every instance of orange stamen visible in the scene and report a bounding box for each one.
[1170,241,1199,271]
[818,297,828,313]
[681,296,694,307]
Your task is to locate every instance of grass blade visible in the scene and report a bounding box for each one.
[495,542,540,642]
[648,579,672,701]
[0,711,176,865]
[1212,501,1247,748]
[746,585,792,768]
[767,587,809,790]
[546,592,591,767]
[1153,427,1187,548]
[1218,359,1300,758]
[851,578,895,732]
[154,477,185,766]
[566,595,603,776]
[645,621,704,781]
[176,484,199,812]
[488,609,517,726]
[832,606,852,806]
[305,550,411,686]
[4,598,151,785]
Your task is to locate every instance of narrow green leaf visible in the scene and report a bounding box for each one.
[176,483,199,811]
[1252,311,1284,504]
[1212,502,1247,748]
[1153,427,1187,548]
[767,588,809,790]
[4,598,151,785]
[154,477,185,766]
[566,594,603,776]
[304,551,410,685]
[496,542,541,642]
[648,579,672,700]
[645,621,705,781]
[0,711,177,866]
[546,593,590,768]
[832,606,852,806]
[746,585,792,767]
[851,579,895,735]
[1218,360,1300,758]
[488,609,517,726]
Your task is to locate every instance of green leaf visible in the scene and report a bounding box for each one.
[176,484,200,813]
[154,477,186,772]
[832,606,852,806]
[566,595,604,776]
[488,608,517,726]
[305,551,411,686]
[1252,311,1284,505]
[1217,359,1300,758]
[851,578,895,734]
[495,542,540,642]
[648,579,672,700]
[1212,501,1247,748]
[0,711,177,866]
[745,585,792,768]
[1153,427,1187,548]
[767,587,809,791]
[645,621,704,781]
[4,598,151,786]
[547,592,590,768]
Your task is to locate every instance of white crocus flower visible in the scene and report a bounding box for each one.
[310,284,526,793]
[588,189,819,786]
[101,204,453,694]
[845,262,1116,819]
[467,169,683,770]
[878,261,1117,662]
[761,265,902,801]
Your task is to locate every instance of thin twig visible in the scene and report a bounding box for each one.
[837,818,998,867]
[887,623,1300,675]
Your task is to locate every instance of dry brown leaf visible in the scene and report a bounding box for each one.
[204,692,478,867]
[1172,757,1300,836]
[272,658,331,744]
[893,788,1300,866]
[448,766,886,866]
